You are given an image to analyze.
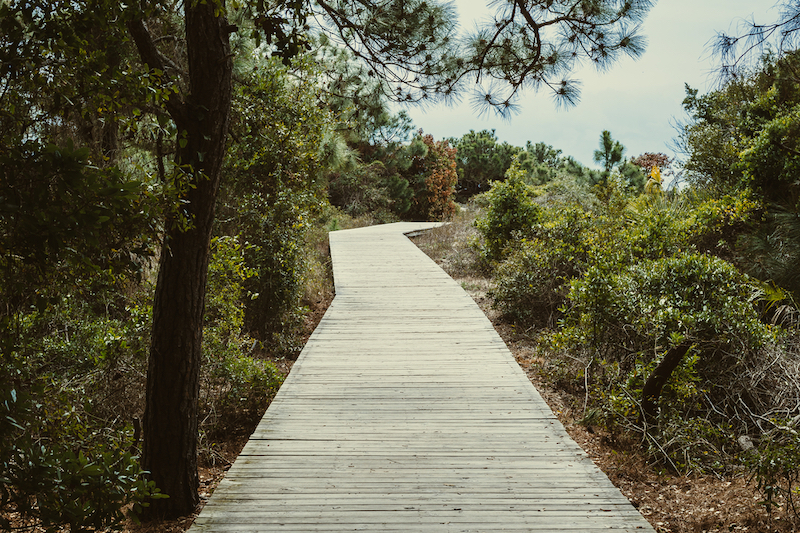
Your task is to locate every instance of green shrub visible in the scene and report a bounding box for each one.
[236,190,314,352]
[626,253,770,351]
[201,236,283,437]
[0,381,162,531]
[747,420,800,517]
[491,206,593,327]
[220,57,332,352]
[474,157,541,262]
[0,272,161,530]
[212,354,283,418]
[622,194,694,260]
[563,252,771,361]
[557,252,775,469]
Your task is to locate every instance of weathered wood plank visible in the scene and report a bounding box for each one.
[190,222,654,533]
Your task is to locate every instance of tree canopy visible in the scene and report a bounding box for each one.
[300,0,653,111]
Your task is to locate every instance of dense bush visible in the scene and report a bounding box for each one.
[561,252,771,375]
[491,206,593,327]
[478,164,799,479]
[0,384,161,531]
[474,157,542,262]
[237,191,316,351]
[0,140,161,528]
[0,290,161,530]
[0,386,162,532]
[201,237,284,437]
[219,58,332,351]
[622,195,693,260]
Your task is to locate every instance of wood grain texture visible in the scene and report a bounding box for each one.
[191,222,654,532]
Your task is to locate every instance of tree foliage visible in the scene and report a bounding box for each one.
[713,0,800,79]
[449,129,521,199]
[405,132,459,220]
[593,129,625,174]
[303,0,654,111]
[681,49,800,300]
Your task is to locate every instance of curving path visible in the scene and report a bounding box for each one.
[191,222,655,532]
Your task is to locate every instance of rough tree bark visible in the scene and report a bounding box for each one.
[641,344,692,430]
[128,0,233,519]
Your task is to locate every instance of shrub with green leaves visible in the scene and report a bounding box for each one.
[622,195,694,260]
[563,252,772,381]
[491,206,593,327]
[559,252,775,469]
[622,254,770,352]
[201,236,283,437]
[474,156,541,262]
[1,371,162,531]
[239,190,315,351]
[219,58,332,351]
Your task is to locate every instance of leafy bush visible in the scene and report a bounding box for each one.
[0,377,162,531]
[491,206,593,327]
[622,194,693,260]
[558,252,775,468]
[474,156,541,262]
[239,191,315,351]
[219,58,334,352]
[201,236,283,437]
[621,254,770,360]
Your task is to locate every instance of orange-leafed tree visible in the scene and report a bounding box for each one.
[406,132,458,221]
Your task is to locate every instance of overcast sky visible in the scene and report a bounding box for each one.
[399,0,780,168]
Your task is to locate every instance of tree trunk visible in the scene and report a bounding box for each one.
[640,344,691,430]
[133,0,233,519]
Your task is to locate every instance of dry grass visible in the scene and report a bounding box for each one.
[411,204,486,278]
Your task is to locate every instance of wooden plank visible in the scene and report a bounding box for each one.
[190,222,654,533]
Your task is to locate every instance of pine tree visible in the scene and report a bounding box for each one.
[593,130,625,174]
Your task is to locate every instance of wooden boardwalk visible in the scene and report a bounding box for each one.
[192,222,654,532]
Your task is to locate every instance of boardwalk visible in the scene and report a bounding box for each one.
[192,222,655,532]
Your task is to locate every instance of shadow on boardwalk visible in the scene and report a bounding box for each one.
[192,222,655,532]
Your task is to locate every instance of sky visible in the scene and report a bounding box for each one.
[398,0,781,168]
